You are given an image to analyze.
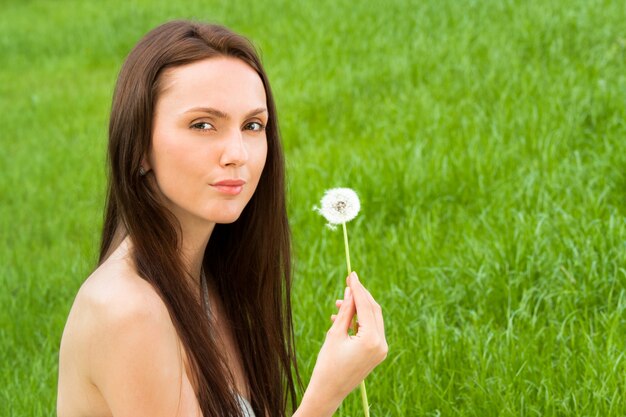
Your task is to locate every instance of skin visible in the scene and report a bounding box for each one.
[57,56,387,417]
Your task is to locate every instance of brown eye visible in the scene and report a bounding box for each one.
[191,122,214,130]
[244,121,265,132]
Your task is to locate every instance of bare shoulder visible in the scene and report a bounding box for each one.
[79,258,170,326]
[58,253,199,417]
[61,254,174,357]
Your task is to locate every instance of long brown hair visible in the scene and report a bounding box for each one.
[99,20,298,416]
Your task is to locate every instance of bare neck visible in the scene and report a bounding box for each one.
[179,218,216,291]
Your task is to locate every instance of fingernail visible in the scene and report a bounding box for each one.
[344,287,351,299]
[351,271,359,282]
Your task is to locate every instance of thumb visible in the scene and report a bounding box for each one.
[330,287,355,333]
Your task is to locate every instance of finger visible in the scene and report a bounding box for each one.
[330,286,356,334]
[346,271,377,306]
[357,280,385,335]
[373,305,385,340]
[347,273,386,344]
[350,274,384,334]
[347,272,378,332]
[348,271,381,315]
[330,314,337,322]
[335,299,343,309]
[357,277,385,336]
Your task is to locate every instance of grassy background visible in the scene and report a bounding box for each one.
[1,0,625,415]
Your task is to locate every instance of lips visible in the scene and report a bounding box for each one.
[211,179,246,195]
[212,179,246,186]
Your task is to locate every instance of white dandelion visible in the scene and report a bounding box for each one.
[315,187,370,417]
[315,187,361,228]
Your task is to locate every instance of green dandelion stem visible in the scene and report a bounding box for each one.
[342,222,351,274]
[341,222,370,417]
[360,381,369,417]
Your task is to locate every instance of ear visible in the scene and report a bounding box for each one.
[141,156,152,172]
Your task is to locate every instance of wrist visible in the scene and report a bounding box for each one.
[293,381,343,417]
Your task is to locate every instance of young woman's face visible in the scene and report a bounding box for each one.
[147,57,268,227]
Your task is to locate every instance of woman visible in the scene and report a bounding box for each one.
[57,20,387,417]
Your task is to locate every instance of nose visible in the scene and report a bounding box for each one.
[219,129,248,167]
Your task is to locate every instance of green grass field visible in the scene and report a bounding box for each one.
[1,0,625,415]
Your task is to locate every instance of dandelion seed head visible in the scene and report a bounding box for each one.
[316,187,360,225]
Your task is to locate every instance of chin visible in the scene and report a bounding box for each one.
[212,210,245,225]
[216,217,241,225]
[202,202,249,224]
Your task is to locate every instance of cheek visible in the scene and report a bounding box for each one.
[252,140,269,182]
[150,133,206,191]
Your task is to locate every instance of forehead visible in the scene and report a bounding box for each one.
[157,56,267,112]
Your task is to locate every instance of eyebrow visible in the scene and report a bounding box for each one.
[184,107,268,119]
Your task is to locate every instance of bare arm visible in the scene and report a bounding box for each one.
[294,272,388,417]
